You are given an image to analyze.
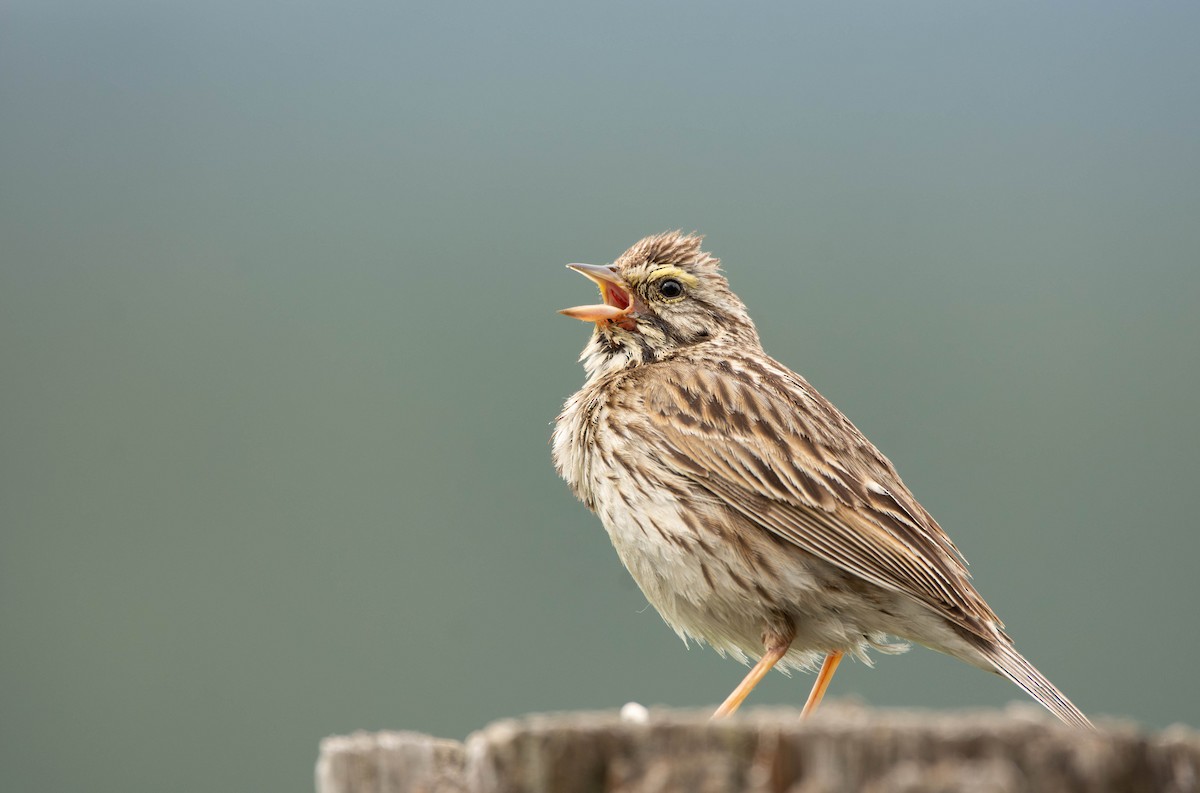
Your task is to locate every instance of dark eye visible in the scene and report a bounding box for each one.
[658,278,684,299]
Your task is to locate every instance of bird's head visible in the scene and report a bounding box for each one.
[560,231,760,376]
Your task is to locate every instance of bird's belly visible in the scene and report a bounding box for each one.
[592,477,887,670]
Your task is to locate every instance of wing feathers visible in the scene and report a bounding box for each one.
[639,366,1000,638]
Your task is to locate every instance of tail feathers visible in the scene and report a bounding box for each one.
[980,641,1093,729]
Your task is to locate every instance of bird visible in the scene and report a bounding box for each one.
[552,231,1092,728]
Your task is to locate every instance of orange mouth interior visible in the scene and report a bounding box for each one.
[603,282,632,311]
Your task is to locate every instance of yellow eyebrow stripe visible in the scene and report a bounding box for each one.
[648,267,699,287]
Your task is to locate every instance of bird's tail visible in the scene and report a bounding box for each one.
[977,640,1093,729]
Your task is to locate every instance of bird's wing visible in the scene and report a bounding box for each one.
[635,361,1000,639]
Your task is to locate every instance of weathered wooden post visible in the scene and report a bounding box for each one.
[317,703,1199,793]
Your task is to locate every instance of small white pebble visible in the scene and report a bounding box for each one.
[620,702,649,723]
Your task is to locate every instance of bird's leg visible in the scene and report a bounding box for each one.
[711,634,792,719]
[800,650,844,718]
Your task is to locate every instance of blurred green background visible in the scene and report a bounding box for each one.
[3,2,1198,791]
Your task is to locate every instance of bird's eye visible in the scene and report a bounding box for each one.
[658,278,685,299]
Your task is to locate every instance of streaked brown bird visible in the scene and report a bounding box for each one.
[553,231,1091,728]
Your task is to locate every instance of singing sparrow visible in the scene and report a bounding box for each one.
[552,231,1091,728]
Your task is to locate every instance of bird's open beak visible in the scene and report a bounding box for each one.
[558,263,634,323]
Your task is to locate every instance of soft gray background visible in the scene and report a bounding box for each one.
[3,2,1197,791]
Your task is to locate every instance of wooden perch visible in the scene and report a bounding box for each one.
[316,702,1199,793]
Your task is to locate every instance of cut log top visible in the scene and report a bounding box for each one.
[316,702,1199,793]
